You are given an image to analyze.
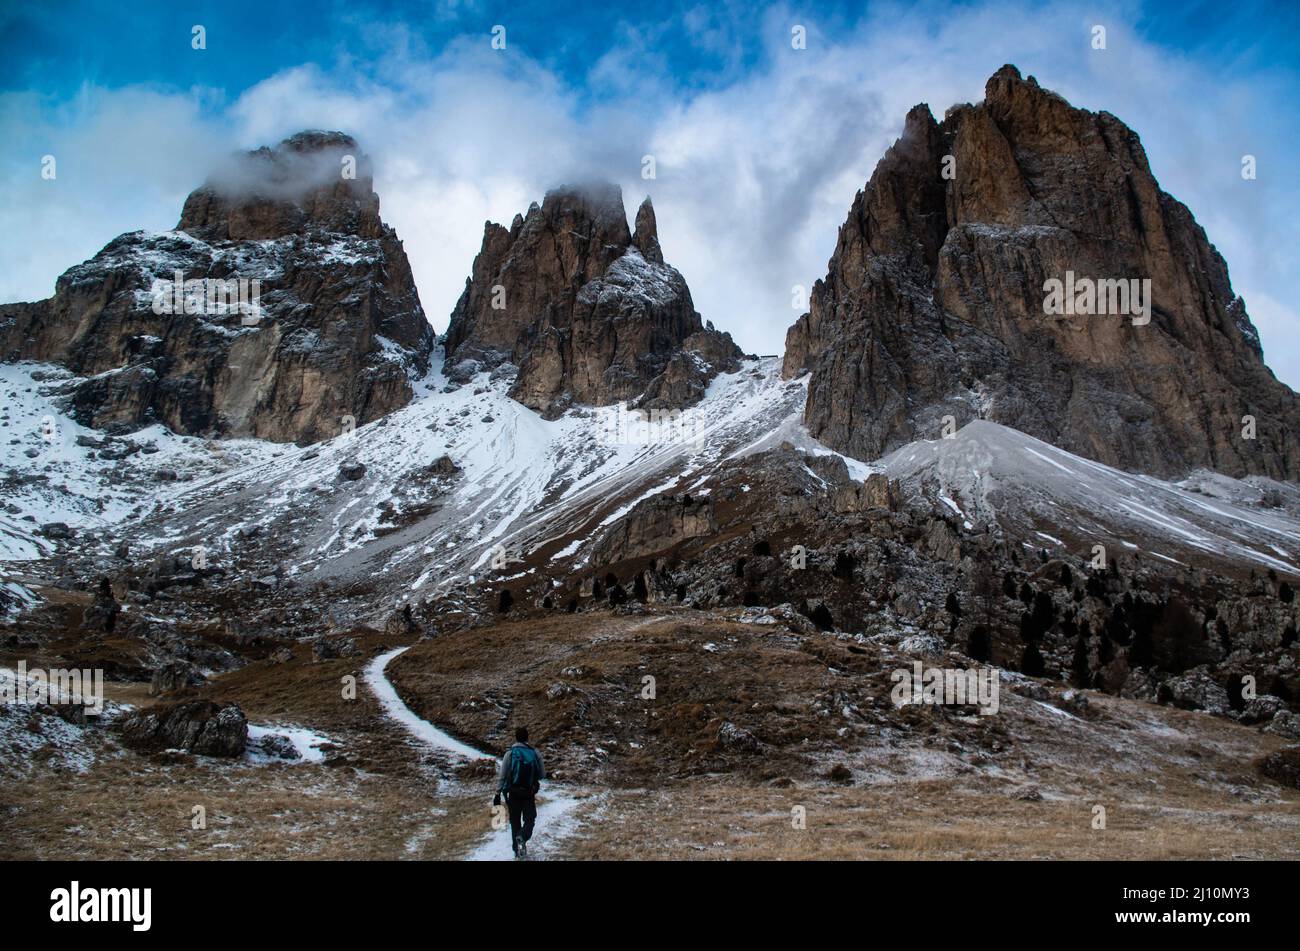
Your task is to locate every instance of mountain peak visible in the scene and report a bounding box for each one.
[0,131,432,443]
[445,184,740,416]
[178,130,380,242]
[784,70,1300,480]
[277,129,360,153]
[902,102,937,135]
[985,62,1022,90]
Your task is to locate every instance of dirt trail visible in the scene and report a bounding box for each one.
[365,645,588,860]
[365,647,491,760]
[465,791,584,861]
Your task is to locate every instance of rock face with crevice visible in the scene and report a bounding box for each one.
[592,493,717,563]
[783,65,1299,480]
[0,131,434,444]
[445,183,743,417]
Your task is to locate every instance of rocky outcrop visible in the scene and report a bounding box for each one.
[80,578,120,634]
[1156,668,1231,715]
[784,65,1299,480]
[149,662,204,696]
[0,131,434,443]
[592,493,716,563]
[118,699,248,757]
[1257,746,1300,789]
[445,184,743,417]
[833,473,900,513]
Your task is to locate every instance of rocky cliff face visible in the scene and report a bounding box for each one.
[784,65,1300,480]
[0,131,434,443]
[445,184,743,417]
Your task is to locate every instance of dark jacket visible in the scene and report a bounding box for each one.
[497,742,545,794]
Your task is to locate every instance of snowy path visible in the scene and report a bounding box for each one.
[364,647,490,760]
[465,790,584,861]
[365,645,585,860]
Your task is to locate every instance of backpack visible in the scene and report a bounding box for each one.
[508,745,541,791]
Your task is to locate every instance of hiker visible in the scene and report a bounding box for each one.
[493,726,545,858]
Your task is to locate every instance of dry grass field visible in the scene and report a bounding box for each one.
[4,607,1299,860]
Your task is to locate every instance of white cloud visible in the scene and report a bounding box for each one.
[0,84,230,299]
[2,0,1297,391]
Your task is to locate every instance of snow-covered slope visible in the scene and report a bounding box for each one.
[6,348,1297,627]
[0,350,805,617]
[0,361,281,559]
[882,420,1300,574]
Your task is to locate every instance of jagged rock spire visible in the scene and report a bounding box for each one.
[633,197,663,264]
[445,183,742,417]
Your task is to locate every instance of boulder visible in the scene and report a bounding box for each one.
[80,577,120,633]
[1156,670,1230,715]
[717,721,759,752]
[1239,694,1287,724]
[266,647,295,665]
[1257,746,1300,789]
[384,604,419,636]
[149,662,204,696]
[118,699,247,757]
[312,635,360,661]
[1265,710,1300,740]
[251,733,301,761]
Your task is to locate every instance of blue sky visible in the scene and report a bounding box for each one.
[3,0,1299,387]
[5,1,1298,96]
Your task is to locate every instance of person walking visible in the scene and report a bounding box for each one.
[494,726,544,858]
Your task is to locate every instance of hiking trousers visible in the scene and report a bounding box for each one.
[506,789,537,849]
